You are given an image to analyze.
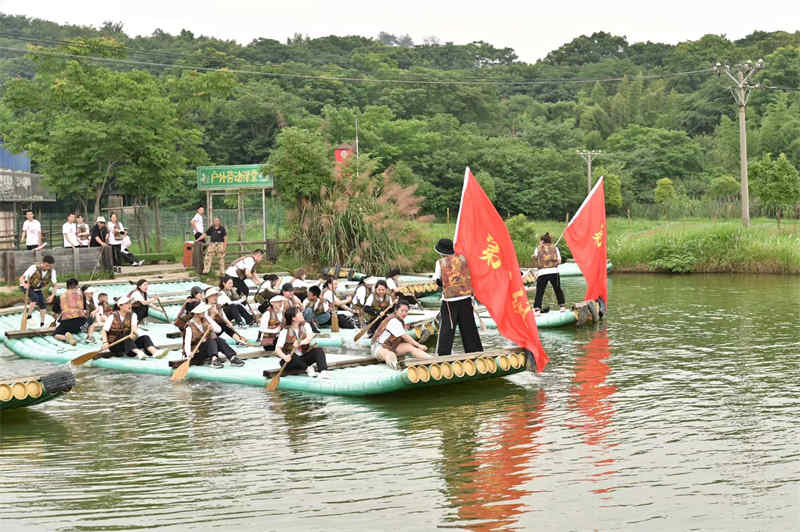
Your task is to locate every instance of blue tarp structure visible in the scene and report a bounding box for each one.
[0,143,31,172]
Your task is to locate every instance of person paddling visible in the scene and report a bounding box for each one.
[433,238,483,355]
[128,279,158,325]
[203,287,246,367]
[371,300,431,370]
[532,232,566,314]
[275,306,329,378]
[182,302,223,368]
[363,280,392,337]
[53,278,86,346]
[101,296,162,359]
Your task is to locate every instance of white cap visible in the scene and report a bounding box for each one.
[204,287,221,298]
[191,302,211,314]
[96,216,106,223]
[269,295,286,304]
[116,295,131,305]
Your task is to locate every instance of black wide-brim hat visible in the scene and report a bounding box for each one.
[435,238,454,255]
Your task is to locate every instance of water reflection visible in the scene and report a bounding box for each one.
[569,328,617,495]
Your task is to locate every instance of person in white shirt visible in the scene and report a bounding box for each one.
[107,213,125,267]
[101,296,163,359]
[532,232,566,314]
[75,215,91,247]
[302,285,330,331]
[180,302,224,368]
[20,210,42,250]
[258,299,284,351]
[19,255,57,328]
[191,206,205,241]
[371,301,430,370]
[120,232,143,266]
[275,306,329,377]
[224,249,264,297]
[62,213,79,248]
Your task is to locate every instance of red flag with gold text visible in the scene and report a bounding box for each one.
[564,177,608,305]
[454,168,548,372]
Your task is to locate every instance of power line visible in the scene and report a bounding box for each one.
[0,44,713,87]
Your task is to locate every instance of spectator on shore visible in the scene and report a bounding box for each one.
[62,213,79,248]
[90,217,109,247]
[20,210,42,250]
[76,215,90,247]
[191,206,205,241]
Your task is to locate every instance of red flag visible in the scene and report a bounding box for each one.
[564,177,608,306]
[454,168,548,372]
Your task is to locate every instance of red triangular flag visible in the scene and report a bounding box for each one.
[454,168,548,372]
[564,177,608,306]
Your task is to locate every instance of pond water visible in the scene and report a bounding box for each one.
[1,274,798,531]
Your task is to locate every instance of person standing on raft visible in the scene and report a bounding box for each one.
[433,238,483,355]
[371,300,431,369]
[19,254,57,328]
[532,232,566,314]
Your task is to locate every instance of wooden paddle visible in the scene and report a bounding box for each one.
[353,304,392,343]
[473,300,487,332]
[70,334,134,366]
[170,325,213,382]
[330,302,340,332]
[20,288,29,331]
[155,297,170,321]
[265,339,297,391]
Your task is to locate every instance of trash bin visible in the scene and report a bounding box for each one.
[182,241,193,267]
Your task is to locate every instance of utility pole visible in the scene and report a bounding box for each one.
[577,149,602,194]
[713,59,764,227]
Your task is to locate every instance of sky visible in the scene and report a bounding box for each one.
[1,0,799,63]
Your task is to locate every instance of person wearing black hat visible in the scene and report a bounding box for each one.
[433,238,483,355]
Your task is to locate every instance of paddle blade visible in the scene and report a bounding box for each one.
[170,359,191,382]
[71,349,101,367]
[353,328,367,342]
[266,372,281,391]
[20,312,27,331]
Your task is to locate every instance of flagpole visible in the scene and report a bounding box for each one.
[567,176,604,230]
[452,167,470,244]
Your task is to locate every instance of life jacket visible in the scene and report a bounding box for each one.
[371,313,406,352]
[260,309,282,347]
[28,266,53,290]
[229,255,253,280]
[254,287,279,305]
[439,255,472,299]
[174,299,199,331]
[60,289,86,320]
[184,319,212,357]
[283,325,309,355]
[107,312,132,343]
[84,296,96,315]
[370,294,391,312]
[128,288,148,308]
[536,243,559,269]
[309,297,327,316]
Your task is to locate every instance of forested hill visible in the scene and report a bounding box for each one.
[1,12,800,218]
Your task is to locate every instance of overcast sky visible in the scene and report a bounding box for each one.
[1,0,799,63]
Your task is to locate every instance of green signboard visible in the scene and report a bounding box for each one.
[196,164,274,190]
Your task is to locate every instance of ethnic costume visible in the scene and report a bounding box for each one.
[275,323,328,374]
[183,316,220,366]
[128,287,150,323]
[434,239,483,356]
[20,264,56,310]
[102,310,156,357]
[364,292,392,336]
[533,241,566,311]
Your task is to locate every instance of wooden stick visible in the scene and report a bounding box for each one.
[473,300,487,332]
[330,302,340,332]
[70,334,134,366]
[353,304,392,342]
[265,339,298,391]
[20,288,29,331]
[170,325,213,382]
[155,297,171,321]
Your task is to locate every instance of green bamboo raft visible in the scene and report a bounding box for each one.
[0,369,75,410]
[0,310,526,396]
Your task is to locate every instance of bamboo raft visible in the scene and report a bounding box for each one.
[0,369,75,410]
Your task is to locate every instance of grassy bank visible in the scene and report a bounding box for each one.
[412,217,800,274]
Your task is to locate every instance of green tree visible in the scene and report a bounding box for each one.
[0,39,207,218]
[593,168,623,212]
[263,127,332,214]
[654,178,676,204]
[750,153,800,225]
[706,175,739,200]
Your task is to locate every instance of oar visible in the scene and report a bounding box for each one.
[170,325,213,382]
[473,300,487,332]
[265,340,297,391]
[331,303,340,332]
[353,304,392,343]
[20,288,29,331]
[155,297,171,321]
[70,334,134,366]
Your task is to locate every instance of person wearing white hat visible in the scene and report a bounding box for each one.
[182,302,223,368]
[204,286,246,367]
[101,295,165,359]
[275,306,329,378]
[90,217,109,248]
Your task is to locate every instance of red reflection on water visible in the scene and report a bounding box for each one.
[451,389,547,532]
[570,329,618,494]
